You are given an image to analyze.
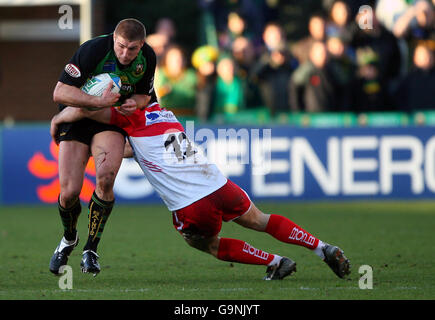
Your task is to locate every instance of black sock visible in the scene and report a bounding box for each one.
[58,197,81,241]
[83,191,114,252]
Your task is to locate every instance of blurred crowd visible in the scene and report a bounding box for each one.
[146,0,435,121]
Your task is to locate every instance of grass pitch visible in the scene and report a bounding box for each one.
[0,201,434,300]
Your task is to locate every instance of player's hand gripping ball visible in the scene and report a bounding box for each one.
[81,73,122,110]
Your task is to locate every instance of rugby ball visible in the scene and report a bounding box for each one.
[81,73,121,96]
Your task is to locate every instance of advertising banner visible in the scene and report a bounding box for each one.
[2,124,435,204]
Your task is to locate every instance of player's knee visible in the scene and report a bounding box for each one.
[185,238,207,252]
[59,188,81,207]
[182,232,214,254]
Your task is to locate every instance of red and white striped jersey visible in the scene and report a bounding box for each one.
[110,103,227,211]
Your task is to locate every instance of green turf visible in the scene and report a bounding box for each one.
[0,201,434,300]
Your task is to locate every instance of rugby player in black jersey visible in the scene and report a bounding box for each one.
[49,18,157,276]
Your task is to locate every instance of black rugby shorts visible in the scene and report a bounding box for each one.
[56,118,127,146]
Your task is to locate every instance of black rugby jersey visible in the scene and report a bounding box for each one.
[58,33,157,109]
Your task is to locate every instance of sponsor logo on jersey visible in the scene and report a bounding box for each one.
[134,63,144,76]
[65,63,81,78]
[102,60,116,72]
[118,75,133,94]
[121,83,133,93]
[145,110,178,126]
[146,113,159,120]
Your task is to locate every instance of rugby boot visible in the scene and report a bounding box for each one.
[49,234,79,275]
[322,244,351,278]
[264,257,297,280]
[80,250,101,276]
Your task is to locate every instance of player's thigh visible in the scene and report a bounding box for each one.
[172,200,223,240]
[58,140,90,196]
[218,180,252,222]
[90,130,125,181]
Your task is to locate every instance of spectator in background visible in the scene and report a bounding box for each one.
[393,0,435,44]
[231,36,264,109]
[351,10,402,109]
[147,17,178,65]
[289,41,339,112]
[218,11,251,53]
[310,13,328,42]
[155,45,198,117]
[232,36,257,78]
[351,47,389,112]
[261,22,287,53]
[323,0,374,18]
[326,0,355,43]
[231,0,268,47]
[205,0,266,49]
[396,43,435,110]
[192,45,219,121]
[375,0,412,80]
[252,43,296,115]
[252,23,297,115]
[376,0,409,32]
[292,13,328,64]
[213,56,245,117]
[392,0,435,73]
[155,17,177,44]
[326,33,356,110]
[147,33,169,65]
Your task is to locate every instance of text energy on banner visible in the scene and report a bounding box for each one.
[3,125,435,204]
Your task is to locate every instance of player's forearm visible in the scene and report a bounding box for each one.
[50,106,108,144]
[56,106,111,124]
[54,107,88,125]
[53,81,102,108]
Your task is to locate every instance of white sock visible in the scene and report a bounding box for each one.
[58,236,77,251]
[268,254,282,266]
[313,240,326,260]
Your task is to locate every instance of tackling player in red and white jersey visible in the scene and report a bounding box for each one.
[50,103,351,280]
